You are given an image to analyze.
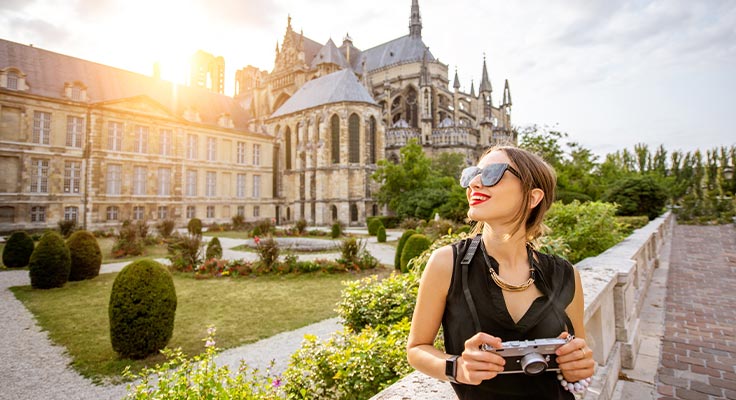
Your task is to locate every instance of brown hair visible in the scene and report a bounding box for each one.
[469,146,556,241]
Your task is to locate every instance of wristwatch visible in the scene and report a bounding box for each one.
[445,355,460,384]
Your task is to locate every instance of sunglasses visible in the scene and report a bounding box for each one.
[460,163,521,188]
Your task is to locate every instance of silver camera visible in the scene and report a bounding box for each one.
[481,338,567,375]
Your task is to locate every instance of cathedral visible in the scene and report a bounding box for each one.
[0,0,515,232]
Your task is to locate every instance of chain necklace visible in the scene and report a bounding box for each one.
[480,241,536,292]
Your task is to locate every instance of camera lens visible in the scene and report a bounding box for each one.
[520,353,548,375]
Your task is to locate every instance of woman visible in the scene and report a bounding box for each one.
[406,146,595,399]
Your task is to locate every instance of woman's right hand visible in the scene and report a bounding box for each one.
[456,332,506,385]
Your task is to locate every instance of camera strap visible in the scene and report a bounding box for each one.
[460,234,483,333]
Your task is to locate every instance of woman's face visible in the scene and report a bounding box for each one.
[466,150,524,225]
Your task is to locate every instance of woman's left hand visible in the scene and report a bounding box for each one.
[555,332,595,382]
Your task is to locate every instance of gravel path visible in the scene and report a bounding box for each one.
[0,229,400,400]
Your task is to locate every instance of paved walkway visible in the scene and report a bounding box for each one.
[656,225,736,400]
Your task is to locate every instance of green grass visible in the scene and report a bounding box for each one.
[10,266,391,382]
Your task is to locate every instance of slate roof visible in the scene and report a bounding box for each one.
[283,30,323,67]
[311,39,348,69]
[0,38,252,131]
[360,34,434,73]
[270,69,376,118]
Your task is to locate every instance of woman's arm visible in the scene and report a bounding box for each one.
[406,245,505,384]
[557,267,595,381]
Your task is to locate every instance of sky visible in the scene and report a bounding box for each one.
[1,0,734,159]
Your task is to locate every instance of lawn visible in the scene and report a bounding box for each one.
[10,266,391,382]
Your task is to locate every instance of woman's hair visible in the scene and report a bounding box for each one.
[469,146,556,241]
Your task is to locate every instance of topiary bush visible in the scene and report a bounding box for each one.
[205,237,223,259]
[109,259,177,359]
[2,231,35,268]
[394,229,417,270]
[400,234,432,273]
[28,231,71,289]
[66,230,102,281]
[331,221,343,238]
[367,218,383,236]
[602,175,667,220]
[377,226,387,243]
[187,218,202,237]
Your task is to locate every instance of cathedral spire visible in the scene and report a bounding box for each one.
[470,79,475,97]
[479,54,492,93]
[503,79,512,106]
[409,0,422,39]
[453,67,461,90]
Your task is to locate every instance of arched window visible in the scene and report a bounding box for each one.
[331,205,338,221]
[368,116,377,164]
[331,115,340,164]
[286,207,291,221]
[350,203,358,222]
[285,126,292,170]
[405,87,418,128]
[348,114,360,163]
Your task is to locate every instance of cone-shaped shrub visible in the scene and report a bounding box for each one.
[377,226,387,243]
[109,259,177,359]
[187,218,202,237]
[28,231,71,289]
[367,219,383,236]
[394,229,417,270]
[2,231,35,268]
[67,230,102,281]
[205,236,223,259]
[400,234,432,273]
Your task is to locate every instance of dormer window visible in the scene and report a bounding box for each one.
[217,113,234,128]
[64,81,87,101]
[1,68,27,91]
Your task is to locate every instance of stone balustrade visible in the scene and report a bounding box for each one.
[371,211,675,400]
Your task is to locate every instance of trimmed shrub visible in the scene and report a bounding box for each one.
[205,237,223,259]
[109,259,177,359]
[394,229,417,270]
[67,230,102,281]
[337,274,418,332]
[187,218,202,237]
[377,226,387,243]
[331,221,343,238]
[2,231,35,268]
[602,175,667,220]
[156,219,176,238]
[400,234,432,273]
[28,231,71,289]
[367,218,383,236]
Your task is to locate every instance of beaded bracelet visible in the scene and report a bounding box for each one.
[556,373,591,398]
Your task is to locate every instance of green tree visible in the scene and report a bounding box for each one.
[602,175,668,220]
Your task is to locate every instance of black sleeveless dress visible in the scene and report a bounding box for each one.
[442,237,577,400]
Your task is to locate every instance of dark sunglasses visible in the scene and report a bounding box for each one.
[460,163,521,188]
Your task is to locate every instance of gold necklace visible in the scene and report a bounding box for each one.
[488,267,535,292]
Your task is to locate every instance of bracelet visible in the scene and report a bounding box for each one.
[556,373,591,398]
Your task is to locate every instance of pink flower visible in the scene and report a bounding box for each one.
[254,236,261,245]
[272,378,282,387]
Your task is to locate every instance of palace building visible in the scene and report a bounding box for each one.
[0,0,514,232]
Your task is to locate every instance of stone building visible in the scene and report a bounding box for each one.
[0,39,274,232]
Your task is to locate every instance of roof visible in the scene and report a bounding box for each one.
[311,39,348,69]
[270,69,377,118]
[0,39,251,130]
[360,34,434,73]
[283,29,323,67]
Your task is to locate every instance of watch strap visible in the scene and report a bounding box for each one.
[445,355,460,383]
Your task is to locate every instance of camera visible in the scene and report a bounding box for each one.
[481,338,567,376]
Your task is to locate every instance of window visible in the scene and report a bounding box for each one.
[33,111,51,145]
[253,205,260,217]
[30,206,46,222]
[133,206,145,220]
[237,142,246,164]
[0,206,14,223]
[66,116,84,148]
[252,175,261,198]
[186,170,197,196]
[158,168,171,196]
[206,172,216,197]
[160,129,172,156]
[207,137,217,161]
[237,205,245,217]
[253,144,260,165]
[106,164,122,195]
[206,205,215,218]
[186,205,196,218]
[236,174,246,198]
[133,166,147,195]
[134,126,148,153]
[331,114,340,163]
[158,206,168,219]
[368,116,377,164]
[64,206,78,222]
[187,134,197,159]
[30,159,49,193]
[7,71,18,90]
[106,206,118,221]
[108,121,123,151]
[350,203,358,222]
[285,127,292,170]
[71,86,81,101]
[64,161,81,193]
[348,114,360,163]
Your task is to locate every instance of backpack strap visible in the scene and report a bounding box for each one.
[461,234,483,333]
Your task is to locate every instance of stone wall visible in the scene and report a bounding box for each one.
[370,212,675,400]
